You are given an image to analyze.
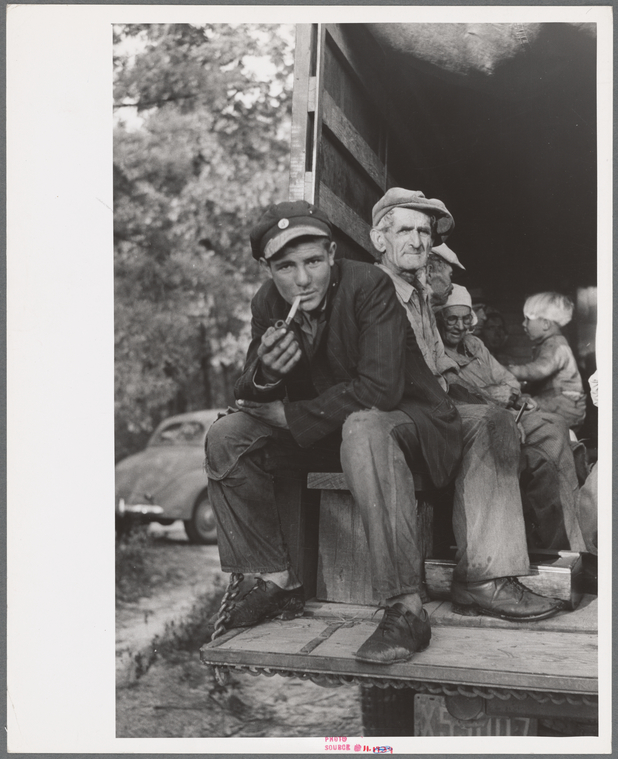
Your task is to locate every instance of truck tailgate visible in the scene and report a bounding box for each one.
[201,596,598,697]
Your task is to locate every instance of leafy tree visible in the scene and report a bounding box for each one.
[114,23,293,460]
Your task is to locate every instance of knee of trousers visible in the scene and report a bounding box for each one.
[476,406,520,465]
[522,413,571,453]
[205,411,271,479]
[341,409,393,457]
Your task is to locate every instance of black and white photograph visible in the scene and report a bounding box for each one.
[7,4,612,754]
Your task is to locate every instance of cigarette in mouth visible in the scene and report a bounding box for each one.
[285,295,302,326]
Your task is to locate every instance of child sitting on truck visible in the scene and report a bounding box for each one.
[508,292,586,430]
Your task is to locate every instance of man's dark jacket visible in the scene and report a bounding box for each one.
[235,259,462,489]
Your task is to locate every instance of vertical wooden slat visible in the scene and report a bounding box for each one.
[316,490,377,605]
[383,134,391,190]
[275,472,320,598]
[316,486,434,605]
[289,25,314,201]
[309,24,327,204]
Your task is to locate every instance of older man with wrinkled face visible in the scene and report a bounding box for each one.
[370,187,565,624]
[426,242,466,311]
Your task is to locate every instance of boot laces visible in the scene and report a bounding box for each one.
[504,577,527,600]
[247,577,268,595]
[376,605,404,634]
[233,577,269,608]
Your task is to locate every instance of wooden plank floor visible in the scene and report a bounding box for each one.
[201,596,597,695]
[306,594,598,633]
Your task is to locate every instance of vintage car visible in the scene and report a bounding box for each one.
[115,408,224,544]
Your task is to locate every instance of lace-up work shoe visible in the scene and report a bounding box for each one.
[354,603,431,665]
[451,577,565,621]
[210,578,304,636]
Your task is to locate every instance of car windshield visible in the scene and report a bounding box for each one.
[151,421,206,446]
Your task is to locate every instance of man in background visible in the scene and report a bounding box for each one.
[426,242,465,310]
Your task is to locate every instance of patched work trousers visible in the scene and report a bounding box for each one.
[451,404,530,583]
[519,410,586,551]
[205,408,426,602]
[206,405,533,601]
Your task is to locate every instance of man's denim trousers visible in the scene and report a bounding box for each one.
[450,404,530,583]
[520,410,586,551]
[205,408,426,602]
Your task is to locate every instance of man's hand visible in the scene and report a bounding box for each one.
[237,399,289,428]
[257,326,302,383]
[519,394,537,412]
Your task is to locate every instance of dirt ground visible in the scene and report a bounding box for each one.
[116,524,362,738]
[117,657,362,738]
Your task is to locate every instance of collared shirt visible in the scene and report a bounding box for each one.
[294,302,327,358]
[376,263,458,391]
[444,334,521,394]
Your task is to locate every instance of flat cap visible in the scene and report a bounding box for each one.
[250,200,332,260]
[431,243,466,270]
[372,188,454,241]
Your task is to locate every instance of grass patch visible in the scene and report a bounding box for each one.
[116,525,156,603]
[152,577,227,660]
[121,578,230,683]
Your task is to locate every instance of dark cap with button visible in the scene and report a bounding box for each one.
[250,200,333,260]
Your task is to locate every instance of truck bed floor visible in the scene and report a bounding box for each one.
[201,595,597,696]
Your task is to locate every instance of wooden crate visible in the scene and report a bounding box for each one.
[308,472,434,605]
[274,472,321,599]
[307,474,584,610]
[425,550,584,610]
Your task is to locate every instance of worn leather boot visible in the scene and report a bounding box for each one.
[354,603,431,664]
[207,578,304,637]
[451,577,564,621]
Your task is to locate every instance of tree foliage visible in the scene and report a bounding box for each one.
[114,23,294,459]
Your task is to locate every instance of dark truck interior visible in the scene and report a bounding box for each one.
[292,21,597,436]
[202,23,599,737]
